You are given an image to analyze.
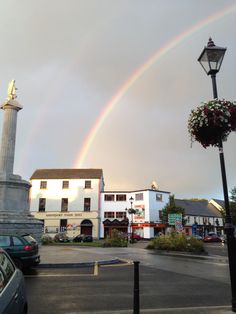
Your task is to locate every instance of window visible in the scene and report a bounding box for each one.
[135,193,143,201]
[39,198,46,212]
[104,194,115,201]
[159,210,163,219]
[62,181,69,189]
[116,194,126,201]
[12,237,23,246]
[40,181,47,189]
[85,180,91,189]
[61,198,68,212]
[60,219,67,232]
[84,198,91,212]
[0,236,11,247]
[0,252,15,290]
[116,212,126,219]
[104,212,115,218]
[156,193,162,201]
[0,268,4,293]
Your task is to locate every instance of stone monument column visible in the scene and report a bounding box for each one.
[0,80,42,242]
[0,99,22,177]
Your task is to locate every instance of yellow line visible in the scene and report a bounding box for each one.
[25,273,94,278]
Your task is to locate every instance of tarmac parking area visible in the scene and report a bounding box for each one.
[25,261,232,314]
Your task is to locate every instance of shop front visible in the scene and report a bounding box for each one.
[103,219,129,238]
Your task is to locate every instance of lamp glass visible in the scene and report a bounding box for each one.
[198,47,226,75]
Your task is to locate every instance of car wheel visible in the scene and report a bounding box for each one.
[13,258,23,270]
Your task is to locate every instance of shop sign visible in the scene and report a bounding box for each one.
[45,213,83,218]
[134,207,145,220]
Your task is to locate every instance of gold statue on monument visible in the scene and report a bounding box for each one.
[7,80,17,100]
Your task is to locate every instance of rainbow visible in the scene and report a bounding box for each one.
[74,3,236,168]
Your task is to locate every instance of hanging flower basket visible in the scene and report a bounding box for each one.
[188,99,236,148]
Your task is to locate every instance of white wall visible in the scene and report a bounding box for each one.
[30,178,101,212]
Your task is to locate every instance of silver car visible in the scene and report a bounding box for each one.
[0,248,28,314]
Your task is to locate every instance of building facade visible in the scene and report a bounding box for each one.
[175,199,224,236]
[30,169,104,239]
[100,189,170,239]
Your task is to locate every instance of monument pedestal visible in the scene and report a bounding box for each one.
[0,177,42,243]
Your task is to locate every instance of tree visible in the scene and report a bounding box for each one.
[161,195,186,225]
[230,187,236,225]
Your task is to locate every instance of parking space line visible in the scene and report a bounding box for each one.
[25,273,95,278]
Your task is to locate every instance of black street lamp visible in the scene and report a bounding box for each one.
[198,37,236,312]
[126,196,136,243]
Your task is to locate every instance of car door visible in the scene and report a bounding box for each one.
[0,251,24,314]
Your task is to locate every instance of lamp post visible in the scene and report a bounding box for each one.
[198,37,236,312]
[126,196,136,243]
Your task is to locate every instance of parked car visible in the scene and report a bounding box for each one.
[128,233,143,241]
[54,232,70,243]
[203,233,222,243]
[220,234,227,243]
[0,234,40,269]
[187,234,203,241]
[73,234,93,243]
[0,248,28,313]
[119,233,143,241]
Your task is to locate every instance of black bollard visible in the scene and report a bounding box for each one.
[133,261,140,314]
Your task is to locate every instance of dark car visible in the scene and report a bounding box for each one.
[0,234,40,269]
[73,234,93,243]
[203,233,222,243]
[54,232,70,243]
[0,248,28,313]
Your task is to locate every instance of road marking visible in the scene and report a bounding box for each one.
[25,273,95,278]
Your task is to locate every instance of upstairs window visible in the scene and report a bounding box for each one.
[84,198,91,212]
[40,181,47,189]
[156,193,162,201]
[135,193,143,201]
[104,194,115,201]
[116,194,126,201]
[85,180,92,189]
[61,198,68,212]
[39,198,46,212]
[116,212,126,219]
[104,212,115,218]
[62,181,69,189]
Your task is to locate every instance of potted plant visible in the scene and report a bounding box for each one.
[188,99,236,148]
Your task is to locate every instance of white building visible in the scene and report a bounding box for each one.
[30,169,104,239]
[100,189,170,239]
[175,199,224,236]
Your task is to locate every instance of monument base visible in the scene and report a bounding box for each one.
[0,178,43,243]
[0,212,43,243]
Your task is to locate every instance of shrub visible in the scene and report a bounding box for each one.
[148,231,204,253]
[103,229,128,247]
[41,234,53,245]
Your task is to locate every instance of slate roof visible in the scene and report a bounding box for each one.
[211,199,225,209]
[175,199,222,217]
[30,169,103,180]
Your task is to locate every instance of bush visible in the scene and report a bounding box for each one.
[41,234,53,245]
[147,231,204,253]
[103,229,128,247]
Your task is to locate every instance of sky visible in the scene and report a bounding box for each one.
[0,0,236,200]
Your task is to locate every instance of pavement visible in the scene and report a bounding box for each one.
[38,241,228,267]
[35,242,234,314]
